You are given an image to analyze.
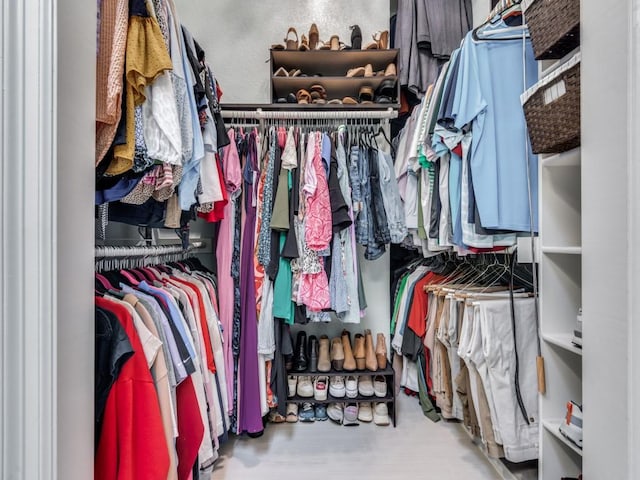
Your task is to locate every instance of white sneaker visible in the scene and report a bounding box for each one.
[358,375,374,397]
[373,375,387,398]
[358,402,373,422]
[559,401,583,448]
[327,402,344,423]
[287,375,297,398]
[346,375,358,399]
[373,402,390,426]
[343,403,359,426]
[329,376,346,398]
[314,375,329,401]
[297,375,314,398]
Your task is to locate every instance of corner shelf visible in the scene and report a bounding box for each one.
[270,49,400,105]
[541,246,582,255]
[542,333,582,356]
[272,75,397,101]
[542,419,583,457]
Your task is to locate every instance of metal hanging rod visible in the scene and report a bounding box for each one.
[220,107,397,120]
[95,242,205,259]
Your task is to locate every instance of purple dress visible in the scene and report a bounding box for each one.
[237,130,264,434]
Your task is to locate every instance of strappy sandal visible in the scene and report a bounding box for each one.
[296,89,311,104]
[289,69,302,77]
[274,67,289,77]
[359,85,374,104]
[285,27,299,50]
[309,23,320,50]
[373,30,389,49]
[299,34,310,51]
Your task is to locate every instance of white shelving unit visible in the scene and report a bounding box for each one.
[538,54,583,479]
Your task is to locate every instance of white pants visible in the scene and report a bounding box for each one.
[476,298,539,462]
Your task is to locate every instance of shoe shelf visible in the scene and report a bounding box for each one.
[272,76,398,103]
[287,364,394,377]
[542,419,583,457]
[271,49,399,76]
[270,49,400,106]
[542,332,582,356]
[288,393,394,404]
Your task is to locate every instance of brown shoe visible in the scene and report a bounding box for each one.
[309,23,320,50]
[285,27,299,50]
[318,335,331,372]
[342,330,357,371]
[331,337,345,370]
[375,333,387,370]
[354,333,366,370]
[365,329,378,371]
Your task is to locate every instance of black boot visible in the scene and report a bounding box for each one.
[293,331,308,372]
[308,335,319,373]
[350,25,362,50]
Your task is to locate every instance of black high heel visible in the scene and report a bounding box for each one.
[350,25,362,50]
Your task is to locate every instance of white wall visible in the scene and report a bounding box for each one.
[582,0,631,477]
[172,0,392,342]
[57,0,97,478]
[174,0,390,103]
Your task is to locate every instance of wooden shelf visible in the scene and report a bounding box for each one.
[541,246,582,255]
[272,76,397,102]
[542,419,583,457]
[541,148,581,167]
[271,49,399,76]
[542,333,583,356]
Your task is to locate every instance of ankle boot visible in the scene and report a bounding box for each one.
[318,335,331,372]
[353,333,366,370]
[375,333,387,370]
[364,329,378,371]
[342,330,357,371]
[308,335,318,372]
[293,331,308,372]
[331,337,345,370]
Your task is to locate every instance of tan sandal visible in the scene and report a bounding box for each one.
[328,98,343,105]
[384,63,397,77]
[289,69,302,77]
[373,30,389,49]
[274,67,289,77]
[346,66,366,77]
[285,27,299,50]
[296,89,311,104]
[329,35,346,51]
[342,96,358,105]
[299,34,310,51]
[364,63,374,77]
[309,23,320,50]
[364,39,379,50]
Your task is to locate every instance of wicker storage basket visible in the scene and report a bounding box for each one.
[526,0,580,60]
[522,55,580,154]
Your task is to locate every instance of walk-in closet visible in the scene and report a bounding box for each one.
[1,0,639,479]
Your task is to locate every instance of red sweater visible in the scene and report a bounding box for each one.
[95,297,170,480]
